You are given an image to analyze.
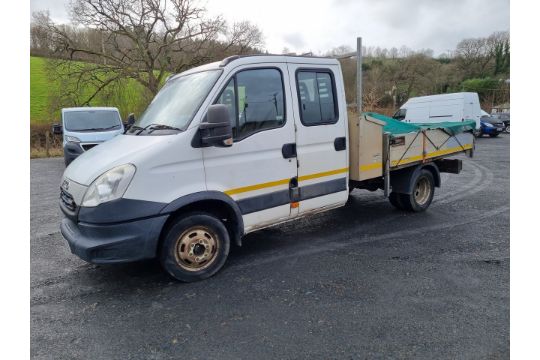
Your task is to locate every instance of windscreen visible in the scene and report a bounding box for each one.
[134,70,222,131]
[64,110,121,132]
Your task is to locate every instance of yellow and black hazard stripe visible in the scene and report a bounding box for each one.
[225,167,348,215]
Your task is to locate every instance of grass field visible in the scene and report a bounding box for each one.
[30,57,55,124]
[30,56,152,124]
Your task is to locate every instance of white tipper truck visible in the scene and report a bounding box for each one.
[59,52,475,282]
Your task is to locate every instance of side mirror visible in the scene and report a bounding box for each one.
[124,113,136,129]
[200,104,233,147]
[51,123,63,135]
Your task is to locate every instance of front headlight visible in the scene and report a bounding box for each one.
[82,164,136,207]
[66,135,81,143]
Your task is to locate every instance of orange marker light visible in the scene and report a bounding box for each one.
[290,202,299,209]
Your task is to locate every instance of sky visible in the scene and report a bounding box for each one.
[30,0,509,56]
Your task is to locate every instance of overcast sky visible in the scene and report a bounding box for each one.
[30,0,509,56]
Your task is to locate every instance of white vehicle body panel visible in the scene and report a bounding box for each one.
[399,92,481,129]
[201,61,296,231]
[286,62,349,214]
[64,127,206,204]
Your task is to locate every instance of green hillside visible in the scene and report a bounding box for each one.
[30,56,152,124]
[30,57,54,123]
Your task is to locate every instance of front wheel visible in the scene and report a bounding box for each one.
[399,169,435,212]
[159,212,230,282]
[505,125,510,134]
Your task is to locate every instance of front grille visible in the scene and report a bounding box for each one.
[60,188,77,212]
[82,144,98,151]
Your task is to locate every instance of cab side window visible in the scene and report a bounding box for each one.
[297,70,338,126]
[393,109,407,121]
[215,68,285,141]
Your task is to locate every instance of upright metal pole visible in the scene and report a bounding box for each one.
[356,37,362,116]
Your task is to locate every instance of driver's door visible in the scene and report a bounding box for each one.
[202,65,298,233]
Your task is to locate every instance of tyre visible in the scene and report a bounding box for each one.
[489,133,499,138]
[399,169,435,212]
[505,125,510,134]
[159,212,230,282]
[388,192,404,210]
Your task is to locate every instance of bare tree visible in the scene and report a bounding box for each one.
[38,0,263,106]
[30,11,54,56]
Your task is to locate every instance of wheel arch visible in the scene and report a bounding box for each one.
[390,163,440,194]
[422,163,441,188]
[159,191,244,247]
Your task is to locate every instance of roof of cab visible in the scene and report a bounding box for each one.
[168,54,340,82]
[62,106,120,113]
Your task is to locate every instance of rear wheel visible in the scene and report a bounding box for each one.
[159,212,230,282]
[399,170,435,212]
[505,125,510,133]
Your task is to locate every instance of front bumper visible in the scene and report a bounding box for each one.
[60,215,168,264]
[483,127,504,134]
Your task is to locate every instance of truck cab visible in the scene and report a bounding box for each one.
[59,55,473,282]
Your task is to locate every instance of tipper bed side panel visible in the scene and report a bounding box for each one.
[348,114,385,181]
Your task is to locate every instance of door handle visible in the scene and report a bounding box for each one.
[289,177,300,202]
[282,143,297,159]
[334,137,346,151]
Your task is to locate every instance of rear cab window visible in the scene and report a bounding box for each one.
[296,70,338,126]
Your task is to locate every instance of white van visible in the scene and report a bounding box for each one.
[392,92,481,130]
[52,107,124,166]
[59,55,474,282]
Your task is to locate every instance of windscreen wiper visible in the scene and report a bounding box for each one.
[84,125,120,131]
[136,123,182,135]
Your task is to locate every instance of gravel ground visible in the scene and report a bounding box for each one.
[31,135,509,359]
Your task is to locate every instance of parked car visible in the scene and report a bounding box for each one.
[52,107,124,166]
[393,92,482,135]
[478,114,505,137]
[491,112,510,133]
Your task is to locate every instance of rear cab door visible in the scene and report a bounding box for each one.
[287,59,349,215]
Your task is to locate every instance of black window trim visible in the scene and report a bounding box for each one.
[211,66,287,142]
[393,108,407,120]
[295,67,340,127]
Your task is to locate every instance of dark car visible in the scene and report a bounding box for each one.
[478,115,505,138]
[491,113,510,133]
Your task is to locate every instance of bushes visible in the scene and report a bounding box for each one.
[461,77,509,105]
[30,123,63,158]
